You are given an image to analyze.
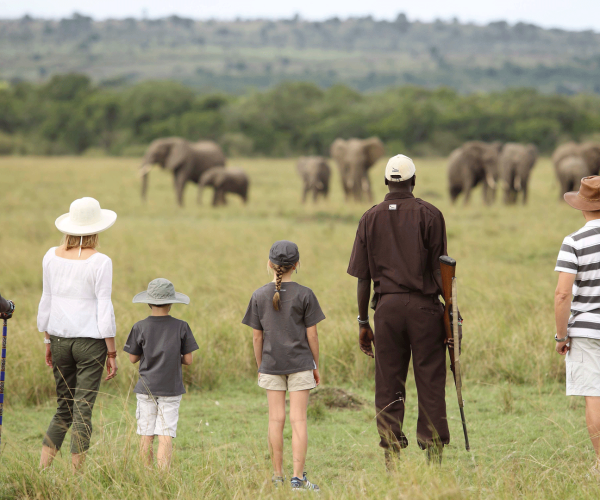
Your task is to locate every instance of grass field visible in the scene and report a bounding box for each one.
[0,155,598,498]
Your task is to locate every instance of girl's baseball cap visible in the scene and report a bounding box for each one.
[269,240,300,266]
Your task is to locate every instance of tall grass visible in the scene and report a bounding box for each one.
[0,156,577,405]
[0,155,596,499]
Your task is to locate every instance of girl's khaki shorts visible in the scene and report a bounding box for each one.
[258,370,316,391]
[566,337,600,397]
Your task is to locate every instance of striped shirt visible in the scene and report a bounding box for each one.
[555,219,600,339]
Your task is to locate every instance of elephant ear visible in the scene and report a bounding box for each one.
[363,137,385,169]
[330,139,347,165]
[527,144,538,162]
[165,139,190,171]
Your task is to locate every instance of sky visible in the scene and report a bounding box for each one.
[0,0,599,32]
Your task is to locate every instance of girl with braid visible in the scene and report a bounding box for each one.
[242,240,325,492]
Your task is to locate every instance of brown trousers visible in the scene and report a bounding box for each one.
[374,291,450,450]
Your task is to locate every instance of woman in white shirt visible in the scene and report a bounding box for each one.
[37,197,118,471]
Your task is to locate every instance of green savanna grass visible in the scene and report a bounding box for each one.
[0,155,597,498]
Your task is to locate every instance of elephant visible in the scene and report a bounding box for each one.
[552,141,600,176]
[140,137,226,206]
[580,142,600,175]
[556,156,588,198]
[447,141,503,205]
[198,167,249,206]
[296,156,331,203]
[551,141,578,172]
[330,137,385,202]
[498,143,538,204]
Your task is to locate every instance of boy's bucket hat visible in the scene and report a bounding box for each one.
[55,197,117,236]
[385,154,416,182]
[565,176,600,211]
[133,278,190,305]
[269,240,300,267]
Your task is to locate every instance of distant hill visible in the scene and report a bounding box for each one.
[1,13,600,94]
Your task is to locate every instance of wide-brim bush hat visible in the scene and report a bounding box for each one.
[269,240,300,267]
[55,197,117,236]
[133,278,190,305]
[564,176,600,211]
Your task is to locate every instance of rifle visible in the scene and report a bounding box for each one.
[439,256,470,451]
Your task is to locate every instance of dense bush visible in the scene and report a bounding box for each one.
[1,74,599,157]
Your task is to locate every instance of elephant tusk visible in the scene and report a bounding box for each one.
[139,164,153,177]
[514,175,522,191]
[486,173,496,189]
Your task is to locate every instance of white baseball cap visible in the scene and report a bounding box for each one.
[385,154,416,182]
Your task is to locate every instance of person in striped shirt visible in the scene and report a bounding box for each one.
[555,176,600,475]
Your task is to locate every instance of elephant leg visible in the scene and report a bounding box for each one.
[220,190,227,205]
[197,186,204,205]
[481,182,488,205]
[362,175,373,203]
[463,179,475,206]
[212,188,219,207]
[449,185,461,204]
[503,186,511,205]
[312,188,318,203]
[174,172,187,207]
[302,185,309,203]
[521,183,528,205]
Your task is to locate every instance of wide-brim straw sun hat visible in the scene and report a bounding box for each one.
[133,278,190,305]
[564,176,600,211]
[55,197,117,236]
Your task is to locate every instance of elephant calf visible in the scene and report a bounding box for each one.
[297,156,331,203]
[199,167,249,207]
[552,141,600,199]
[498,143,538,205]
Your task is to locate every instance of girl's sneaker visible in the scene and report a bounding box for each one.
[291,473,320,492]
[272,475,285,488]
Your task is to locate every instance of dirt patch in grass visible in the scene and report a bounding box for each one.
[309,387,366,410]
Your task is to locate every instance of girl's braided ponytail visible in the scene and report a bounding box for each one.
[272,263,293,310]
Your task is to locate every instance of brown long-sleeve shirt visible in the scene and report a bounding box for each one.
[347,192,447,295]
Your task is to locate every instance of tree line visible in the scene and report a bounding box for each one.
[1,74,599,157]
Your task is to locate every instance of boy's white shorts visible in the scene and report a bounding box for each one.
[136,394,182,437]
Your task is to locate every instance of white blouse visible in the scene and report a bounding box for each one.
[37,247,116,339]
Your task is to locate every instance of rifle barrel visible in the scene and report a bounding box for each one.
[460,407,470,451]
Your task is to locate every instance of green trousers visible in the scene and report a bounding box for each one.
[43,336,107,454]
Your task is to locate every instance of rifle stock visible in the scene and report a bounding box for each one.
[439,255,470,451]
[439,256,456,372]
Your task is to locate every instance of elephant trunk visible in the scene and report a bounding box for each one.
[486,172,497,190]
[140,163,151,201]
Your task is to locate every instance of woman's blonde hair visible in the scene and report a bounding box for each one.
[268,260,298,311]
[62,234,99,251]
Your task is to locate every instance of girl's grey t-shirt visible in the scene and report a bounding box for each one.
[123,316,199,396]
[242,282,325,375]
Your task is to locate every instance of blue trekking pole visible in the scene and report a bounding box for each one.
[0,301,15,448]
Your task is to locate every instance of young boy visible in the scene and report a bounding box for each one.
[124,278,199,469]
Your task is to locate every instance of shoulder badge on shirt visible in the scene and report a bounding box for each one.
[389,204,397,210]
